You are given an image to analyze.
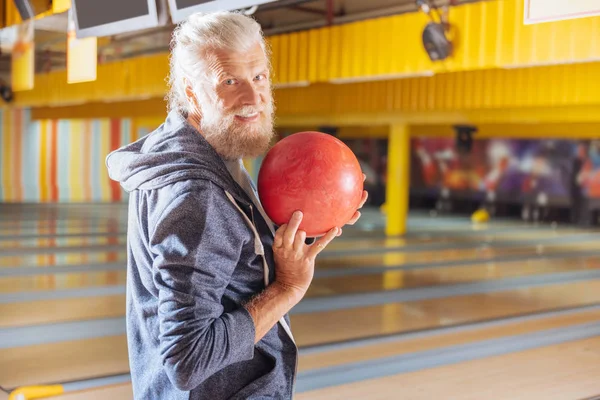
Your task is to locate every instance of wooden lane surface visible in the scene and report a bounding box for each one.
[299,306,600,371]
[2,278,600,358]
[0,335,129,389]
[2,254,596,295]
[325,230,552,251]
[0,235,593,270]
[327,228,597,251]
[0,224,571,253]
[0,271,127,294]
[0,225,125,234]
[4,256,600,328]
[0,229,593,261]
[4,304,600,393]
[0,295,125,328]
[318,240,600,269]
[295,336,600,400]
[292,280,600,346]
[0,253,126,268]
[46,384,133,400]
[0,237,126,249]
[308,256,600,297]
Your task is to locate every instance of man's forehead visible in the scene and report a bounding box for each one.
[205,44,268,72]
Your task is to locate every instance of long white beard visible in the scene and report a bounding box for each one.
[200,99,275,160]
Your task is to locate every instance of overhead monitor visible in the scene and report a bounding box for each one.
[12,0,50,20]
[525,0,600,24]
[71,0,163,38]
[168,0,277,23]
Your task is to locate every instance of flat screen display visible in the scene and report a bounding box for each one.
[168,0,277,23]
[72,0,160,38]
[76,0,150,29]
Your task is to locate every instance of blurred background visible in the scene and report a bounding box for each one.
[1,0,600,399]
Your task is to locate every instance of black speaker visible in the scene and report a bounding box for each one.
[0,84,13,103]
[454,125,477,154]
[422,22,452,61]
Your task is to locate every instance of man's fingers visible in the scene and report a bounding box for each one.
[346,211,361,225]
[294,230,307,251]
[358,191,368,209]
[273,224,287,248]
[308,227,338,259]
[283,211,303,248]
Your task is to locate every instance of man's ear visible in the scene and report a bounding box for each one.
[184,78,201,113]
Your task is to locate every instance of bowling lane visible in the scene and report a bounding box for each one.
[0,203,128,219]
[0,335,129,388]
[4,303,600,391]
[291,280,600,347]
[317,240,600,270]
[308,256,600,297]
[4,251,599,328]
[295,336,600,400]
[0,236,126,249]
[0,252,127,268]
[0,270,127,293]
[0,295,125,328]
[5,278,600,342]
[0,231,126,240]
[298,306,600,372]
[327,228,598,252]
[47,384,133,400]
[6,251,597,328]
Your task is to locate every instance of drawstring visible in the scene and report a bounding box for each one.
[224,191,295,343]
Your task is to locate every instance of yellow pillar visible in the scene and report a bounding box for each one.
[385,124,410,236]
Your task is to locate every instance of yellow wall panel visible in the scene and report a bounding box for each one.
[317,28,330,82]
[287,33,299,83]
[339,23,353,79]
[362,19,376,77]
[297,31,309,83]
[278,34,289,84]
[268,36,280,84]
[14,0,600,109]
[272,61,600,118]
[307,29,319,82]
[571,18,595,60]
[349,22,364,78]
[327,26,340,80]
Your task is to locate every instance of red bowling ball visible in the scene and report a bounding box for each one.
[257,131,364,237]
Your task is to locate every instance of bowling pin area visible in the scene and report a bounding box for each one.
[2,203,600,399]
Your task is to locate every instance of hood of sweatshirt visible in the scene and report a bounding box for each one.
[105,110,250,204]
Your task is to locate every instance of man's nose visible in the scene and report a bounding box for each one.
[239,81,261,105]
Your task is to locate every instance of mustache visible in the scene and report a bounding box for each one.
[229,105,265,116]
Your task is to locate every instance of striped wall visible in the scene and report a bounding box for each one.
[0,108,147,203]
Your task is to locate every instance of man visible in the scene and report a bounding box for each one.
[106,11,367,400]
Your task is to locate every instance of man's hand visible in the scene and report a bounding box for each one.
[272,211,338,298]
[337,174,369,236]
[244,211,337,343]
[244,179,366,343]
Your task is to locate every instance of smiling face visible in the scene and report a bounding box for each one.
[186,42,275,160]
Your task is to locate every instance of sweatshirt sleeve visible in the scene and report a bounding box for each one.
[148,185,256,391]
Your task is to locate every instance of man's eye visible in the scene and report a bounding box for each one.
[225,79,236,85]
[255,74,266,81]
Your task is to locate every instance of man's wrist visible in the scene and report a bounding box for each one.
[271,281,306,307]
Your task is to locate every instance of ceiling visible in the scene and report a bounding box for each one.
[0,0,475,79]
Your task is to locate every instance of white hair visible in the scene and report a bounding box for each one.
[166,11,270,116]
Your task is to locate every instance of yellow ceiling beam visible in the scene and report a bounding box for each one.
[14,0,600,108]
[30,98,167,120]
[275,105,600,127]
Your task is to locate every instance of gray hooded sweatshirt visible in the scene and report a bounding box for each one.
[106,110,297,399]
